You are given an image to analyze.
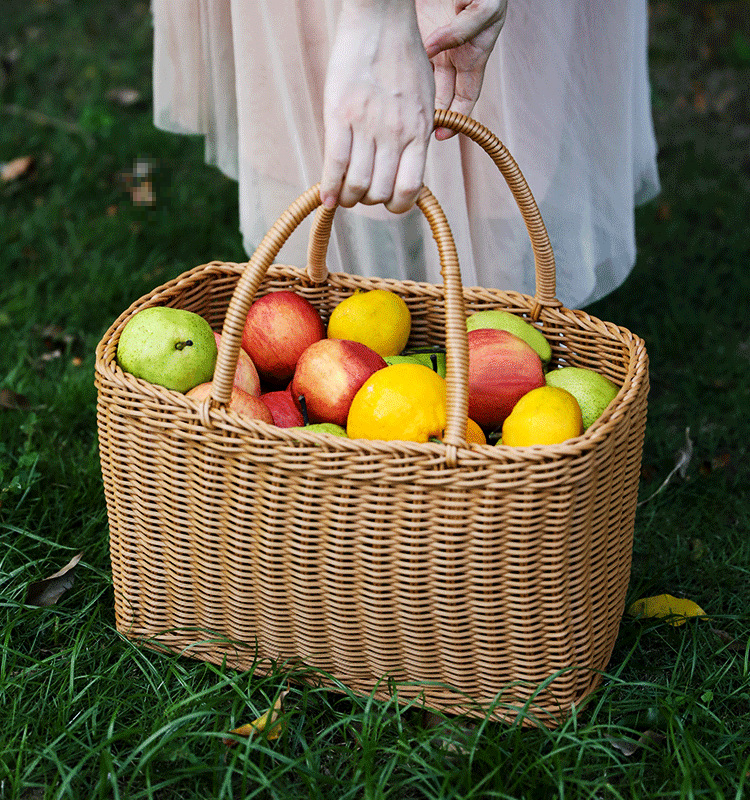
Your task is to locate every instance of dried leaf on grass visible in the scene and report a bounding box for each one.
[628,594,707,626]
[223,688,290,747]
[711,627,749,653]
[129,180,155,206]
[638,427,693,506]
[25,552,83,607]
[117,158,157,206]
[699,451,732,477]
[607,730,666,756]
[30,324,85,368]
[1,155,34,182]
[0,388,31,411]
[106,87,143,107]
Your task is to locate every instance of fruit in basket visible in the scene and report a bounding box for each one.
[261,387,305,427]
[241,291,325,384]
[545,366,619,429]
[290,422,348,437]
[291,338,387,427]
[213,332,261,396]
[116,306,217,393]
[327,289,411,357]
[501,385,583,446]
[383,349,446,377]
[465,418,487,445]
[467,328,545,430]
[347,363,446,442]
[466,309,552,366]
[186,382,274,423]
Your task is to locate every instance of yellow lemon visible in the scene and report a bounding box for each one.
[431,417,487,445]
[347,363,446,442]
[466,418,487,445]
[501,386,583,447]
[327,289,411,357]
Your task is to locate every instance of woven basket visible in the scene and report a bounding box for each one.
[95,111,648,727]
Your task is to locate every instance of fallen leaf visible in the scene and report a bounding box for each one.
[711,627,748,653]
[117,159,157,206]
[699,451,731,476]
[607,730,666,756]
[223,688,290,746]
[130,179,155,206]
[25,552,84,607]
[1,155,34,182]
[106,87,143,107]
[36,324,78,351]
[628,594,707,626]
[0,388,31,411]
[606,735,640,756]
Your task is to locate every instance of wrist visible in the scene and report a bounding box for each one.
[338,0,420,29]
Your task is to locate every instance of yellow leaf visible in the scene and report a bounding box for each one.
[628,594,707,626]
[224,689,289,746]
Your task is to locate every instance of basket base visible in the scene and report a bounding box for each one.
[121,625,605,729]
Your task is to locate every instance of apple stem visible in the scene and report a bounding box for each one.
[430,353,438,373]
[175,340,194,351]
[298,394,310,426]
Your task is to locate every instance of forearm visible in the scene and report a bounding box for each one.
[321,0,434,211]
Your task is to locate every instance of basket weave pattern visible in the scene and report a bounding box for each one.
[95,112,648,725]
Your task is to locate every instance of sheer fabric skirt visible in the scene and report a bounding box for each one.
[152,0,660,308]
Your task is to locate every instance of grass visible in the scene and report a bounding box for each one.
[1,1,749,797]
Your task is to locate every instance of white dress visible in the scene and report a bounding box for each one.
[152,0,660,309]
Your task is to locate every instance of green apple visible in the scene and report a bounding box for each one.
[116,306,218,393]
[290,422,348,437]
[383,350,446,377]
[466,310,552,366]
[545,366,619,429]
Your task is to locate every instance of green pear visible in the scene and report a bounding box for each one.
[290,422,348,437]
[116,306,217,393]
[466,310,552,366]
[383,350,446,377]
[545,366,619,429]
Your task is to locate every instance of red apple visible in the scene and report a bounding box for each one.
[291,339,387,427]
[186,382,273,423]
[260,387,304,427]
[467,328,545,430]
[241,291,325,385]
[213,332,261,396]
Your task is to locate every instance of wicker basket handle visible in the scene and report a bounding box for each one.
[212,184,469,458]
[306,109,560,312]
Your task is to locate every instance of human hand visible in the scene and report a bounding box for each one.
[417,0,507,139]
[320,0,435,213]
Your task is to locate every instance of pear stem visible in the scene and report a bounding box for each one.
[174,340,193,351]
